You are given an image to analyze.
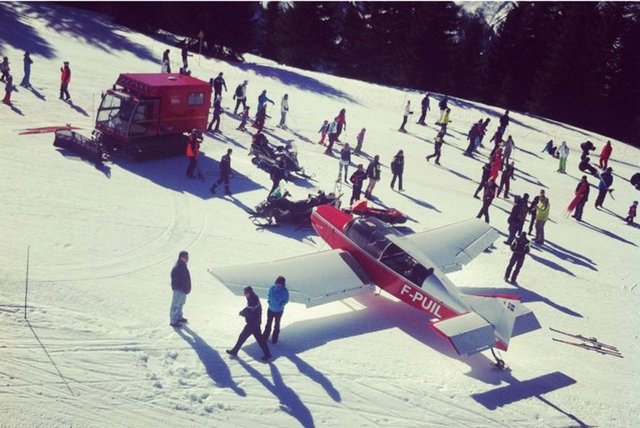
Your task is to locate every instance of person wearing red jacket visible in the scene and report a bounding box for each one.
[186,129,202,178]
[59,61,71,101]
[599,141,613,169]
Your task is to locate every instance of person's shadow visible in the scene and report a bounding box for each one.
[175,325,246,397]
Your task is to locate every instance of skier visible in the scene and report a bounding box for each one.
[226,286,272,362]
[236,105,250,131]
[161,49,171,73]
[534,192,550,245]
[185,129,202,179]
[354,127,366,155]
[211,72,227,100]
[497,161,516,199]
[504,193,530,245]
[210,148,233,196]
[390,150,404,191]
[317,120,329,145]
[557,141,569,173]
[426,129,445,165]
[324,117,339,155]
[502,135,516,167]
[476,178,498,223]
[59,61,71,101]
[20,52,33,88]
[268,159,288,198]
[580,140,596,160]
[207,96,223,132]
[568,175,590,221]
[594,167,614,209]
[599,141,613,169]
[349,164,367,205]
[2,75,13,105]
[338,143,352,183]
[262,276,289,345]
[0,57,9,82]
[416,93,430,125]
[578,156,598,176]
[625,201,637,225]
[364,155,381,199]
[233,80,248,114]
[504,231,530,285]
[335,108,347,142]
[498,110,510,134]
[473,162,492,199]
[279,94,289,128]
[399,100,413,132]
[437,95,449,123]
[489,147,503,181]
[169,250,191,327]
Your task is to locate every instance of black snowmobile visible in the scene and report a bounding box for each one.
[249,133,312,180]
[250,189,340,228]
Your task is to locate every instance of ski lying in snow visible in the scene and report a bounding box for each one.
[549,327,618,351]
[552,338,623,358]
[20,125,82,135]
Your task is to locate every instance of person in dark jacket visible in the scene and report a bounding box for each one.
[233,80,248,114]
[2,75,13,105]
[527,190,545,235]
[349,164,367,205]
[417,93,430,125]
[211,72,227,99]
[20,52,33,88]
[473,163,492,199]
[426,130,445,165]
[572,176,590,221]
[181,42,192,69]
[476,178,498,223]
[161,49,171,73]
[498,110,510,133]
[497,161,516,199]
[364,155,381,199]
[594,167,614,209]
[504,231,530,284]
[169,251,191,327]
[580,140,596,160]
[0,56,9,82]
[464,120,482,156]
[268,159,288,198]
[579,156,598,176]
[390,150,404,191]
[210,148,233,195]
[227,286,272,361]
[338,143,352,183]
[262,276,289,344]
[207,96,223,132]
[504,193,530,245]
[59,61,71,101]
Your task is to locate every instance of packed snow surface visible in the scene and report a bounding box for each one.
[1,3,638,427]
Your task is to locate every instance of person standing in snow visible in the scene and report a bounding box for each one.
[185,129,202,178]
[210,148,233,196]
[20,52,33,88]
[465,120,482,156]
[599,141,613,169]
[498,110,510,134]
[568,175,590,221]
[237,105,250,131]
[226,286,272,361]
[256,89,274,118]
[317,119,329,145]
[477,118,491,149]
[438,108,452,134]
[59,61,71,101]
[338,143,352,183]
[426,129,445,165]
[211,72,227,100]
[390,150,405,191]
[489,129,504,158]
[594,167,614,209]
[324,117,339,155]
[399,100,413,132]
[181,42,192,70]
[502,135,516,167]
[557,141,569,173]
[279,94,289,128]
[504,231,529,284]
[233,80,248,114]
[497,161,516,199]
[625,201,637,225]
[161,49,171,73]
[364,155,381,199]
[504,193,530,245]
[417,93,430,125]
[534,192,550,245]
[169,250,191,327]
[0,57,9,82]
[473,163,492,199]
[437,95,448,123]
[476,178,498,223]
[268,158,288,198]
[354,127,366,155]
[349,164,367,205]
[335,108,347,142]
[527,190,544,235]
[2,75,13,105]
[207,96,223,132]
[262,276,289,344]
[489,148,503,181]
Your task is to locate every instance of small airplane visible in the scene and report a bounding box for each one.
[209,205,540,365]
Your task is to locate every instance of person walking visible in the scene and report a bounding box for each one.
[169,250,191,327]
[473,162,492,199]
[477,118,491,149]
[226,286,272,361]
[599,141,613,169]
[568,175,590,221]
[0,56,9,82]
[417,93,430,125]
[262,276,289,344]
[59,61,71,101]
[464,120,481,156]
[349,164,367,205]
[237,106,250,131]
[557,141,569,173]
[335,108,347,142]
[338,143,352,183]
[399,100,413,132]
[185,129,202,178]
[2,75,13,105]
[489,147,503,181]
[476,178,498,223]
[211,72,227,100]
[207,96,223,132]
[317,120,329,145]
[210,148,233,196]
[497,161,516,199]
[278,94,289,128]
[594,167,614,209]
[426,130,445,165]
[437,95,449,123]
[502,135,516,167]
[20,52,33,88]
[232,80,248,114]
[534,193,550,245]
[354,127,366,155]
[364,155,381,199]
[324,117,339,155]
[504,231,530,285]
[504,193,530,245]
[489,129,504,158]
[625,201,637,225]
[438,108,452,133]
[268,159,288,198]
[390,150,405,191]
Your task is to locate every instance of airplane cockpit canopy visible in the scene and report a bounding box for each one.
[345,217,401,259]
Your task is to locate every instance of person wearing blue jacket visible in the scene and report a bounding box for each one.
[262,276,289,344]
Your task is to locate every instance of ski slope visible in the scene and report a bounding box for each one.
[1,3,639,427]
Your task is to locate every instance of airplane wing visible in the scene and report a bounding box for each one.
[402,219,500,273]
[208,249,373,308]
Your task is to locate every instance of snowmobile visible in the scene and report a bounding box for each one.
[250,133,312,180]
[346,199,408,224]
[250,188,341,228]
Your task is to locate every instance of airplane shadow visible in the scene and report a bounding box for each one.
[175,326,246,397]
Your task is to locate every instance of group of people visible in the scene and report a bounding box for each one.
[2,52,71,106]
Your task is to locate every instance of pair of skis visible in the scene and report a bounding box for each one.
[550,327,623,358]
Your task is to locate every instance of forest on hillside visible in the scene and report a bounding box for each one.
[70,1,640,146]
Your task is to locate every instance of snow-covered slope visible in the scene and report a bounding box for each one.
[1,3,639,427]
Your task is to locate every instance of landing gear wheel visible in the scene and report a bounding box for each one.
[491,348,507,369]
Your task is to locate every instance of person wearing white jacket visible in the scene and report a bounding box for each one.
[399,100,413,132]
[279,94,289,128]
[557,141,570,173]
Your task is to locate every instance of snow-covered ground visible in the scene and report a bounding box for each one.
[1,3,639,427]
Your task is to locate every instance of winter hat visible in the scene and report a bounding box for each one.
[178,250,189,259]
[275,276,286,286]
[243,286,253,294]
